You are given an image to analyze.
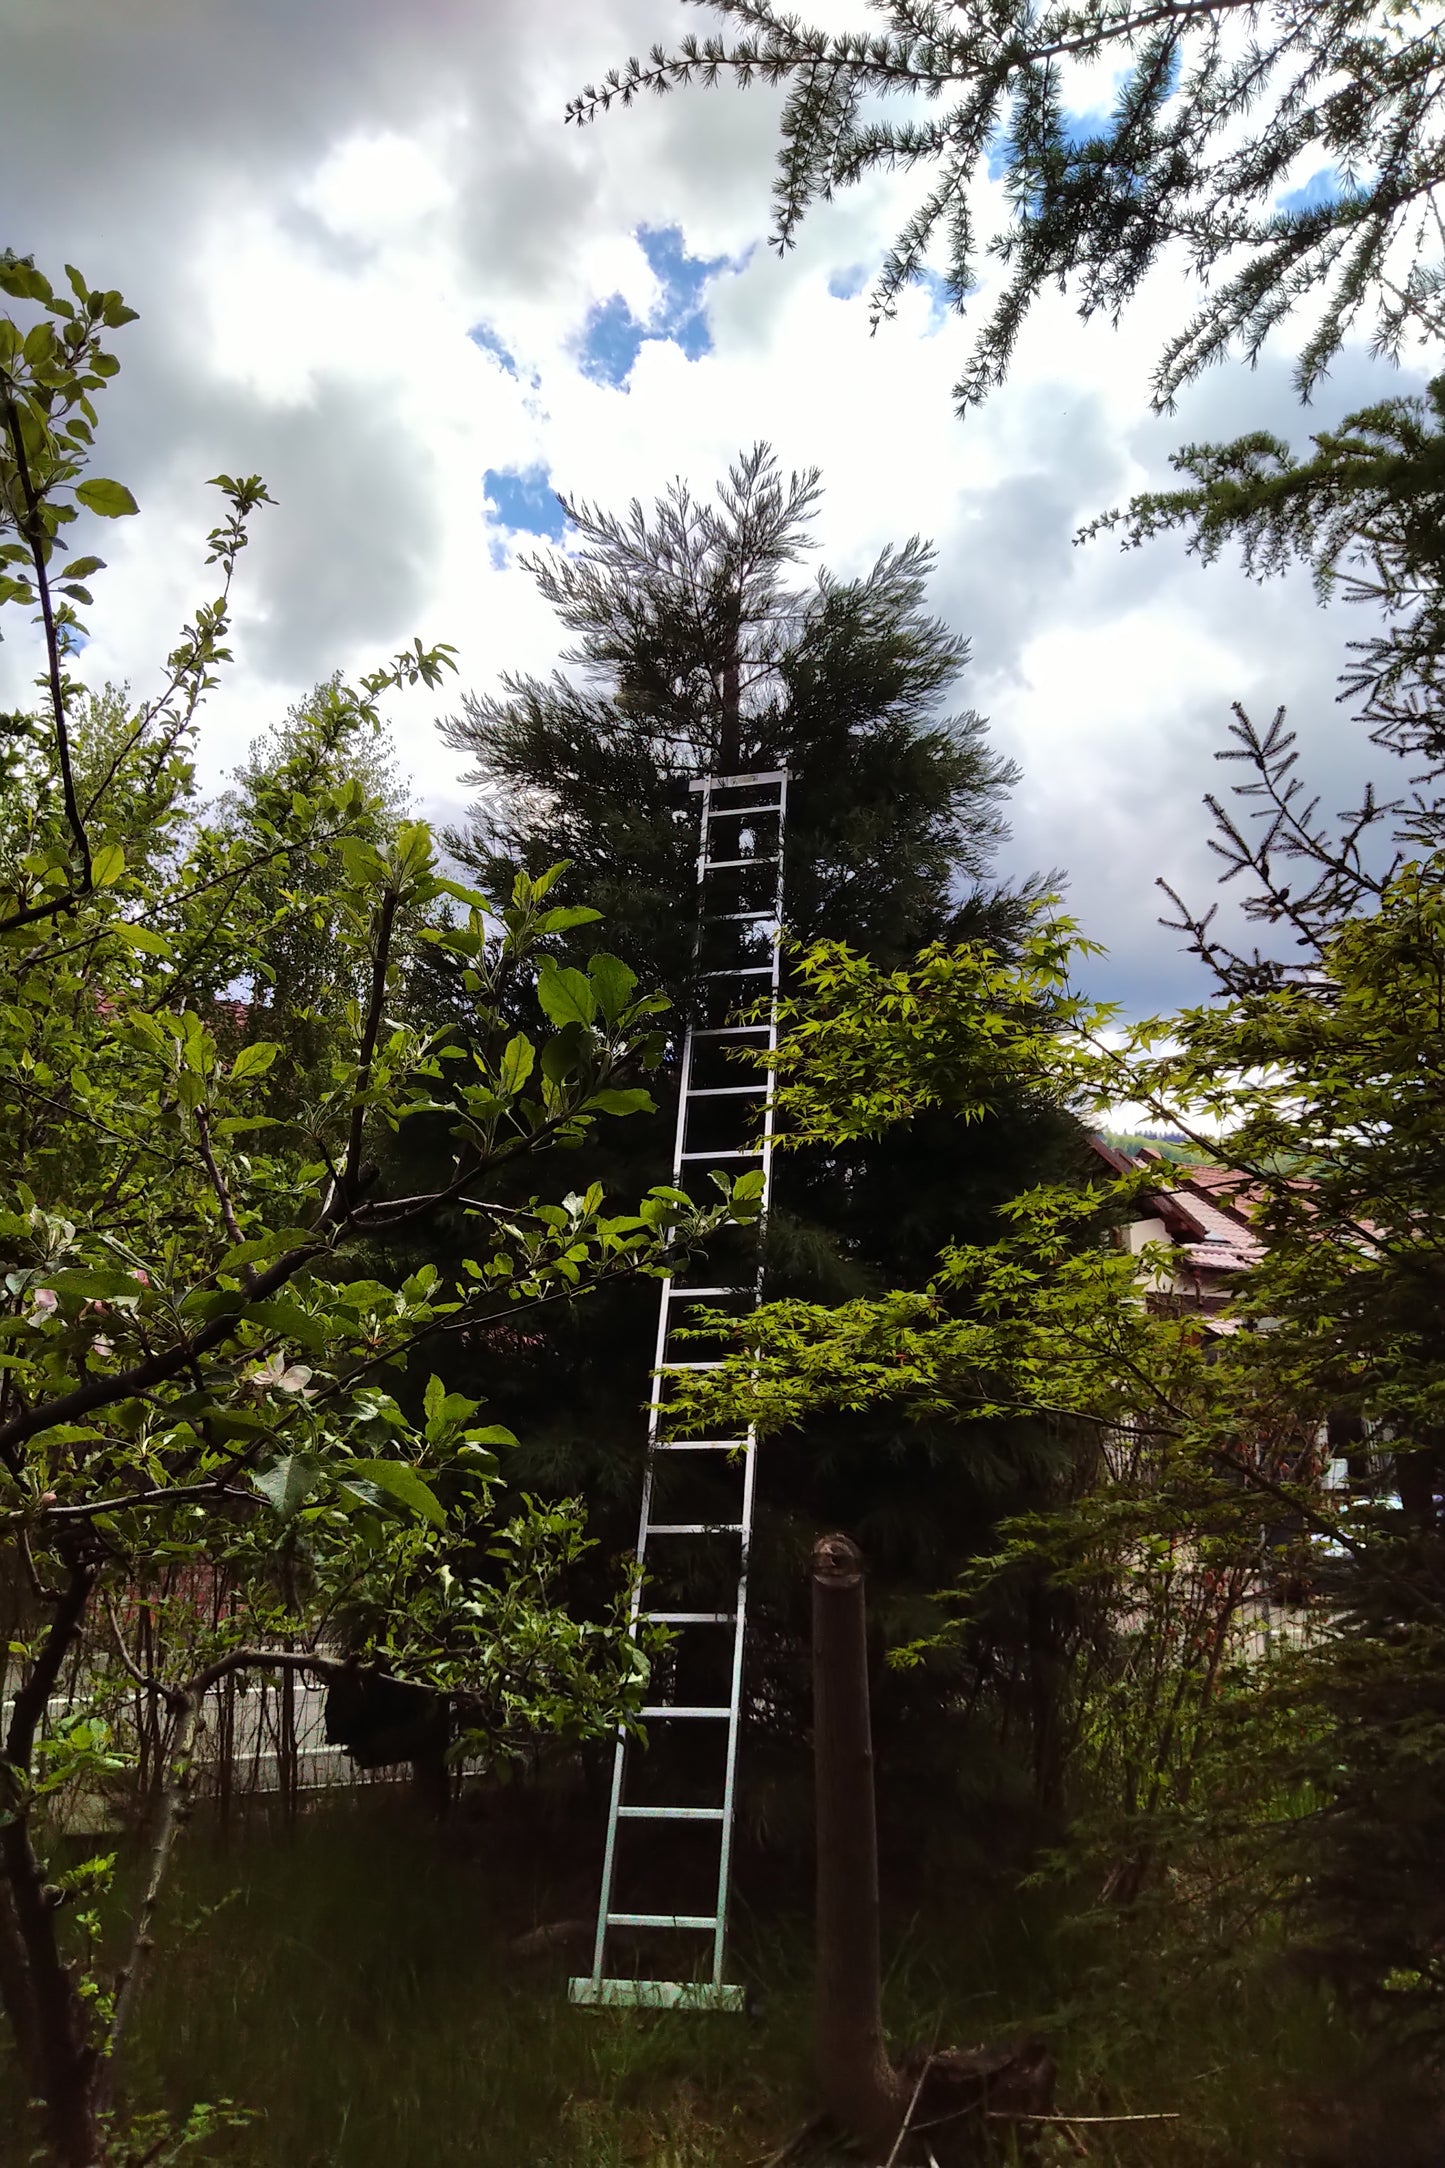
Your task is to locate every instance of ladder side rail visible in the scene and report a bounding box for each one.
[588,776,716,1985]
[710,770,787,1983]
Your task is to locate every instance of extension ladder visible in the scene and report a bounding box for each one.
[569,767,788,2012]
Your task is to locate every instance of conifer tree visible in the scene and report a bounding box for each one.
[437,446,1085,1832]
[446,445,1019,998]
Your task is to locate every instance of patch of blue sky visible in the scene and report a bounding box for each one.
[576,294,647,389]
[483,464,565,558]
[1062,104,1115,148]
[639,222,729,356]
[911,267,957,332]
[577,222,736,389]
[469,322,519,377]
[1278,166,1344,215]
[828,264,869,300]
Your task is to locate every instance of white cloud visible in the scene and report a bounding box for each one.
[0,0,1426,1013]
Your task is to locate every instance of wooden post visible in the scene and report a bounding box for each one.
[279,1656,299,1825]
[811,1533,908,2148]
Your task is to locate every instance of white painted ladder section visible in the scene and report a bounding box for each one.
[569,767,788,2013]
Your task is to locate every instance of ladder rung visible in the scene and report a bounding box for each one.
[662,1284,748,1299]
[658,1359,727,1371]
[569,1979,747,2011]
[699,966,774,979]
[691,1024,770,1038]
[640,1611,738,1622]
[677,1149,763,1161]
[650,1440,748,1452]
[707,909,778,923]
[700,856,781,871]
[606,1911,719,1928]
[617,1805,726,1821]
[644,1522,744,1536]
[637,1707,732,1721]
[684,1086,765,1099]
[691,768,787,790]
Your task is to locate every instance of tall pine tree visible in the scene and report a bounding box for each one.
[436,447,1085,1853]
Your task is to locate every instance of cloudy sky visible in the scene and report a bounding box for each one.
[1,0,1428,1015]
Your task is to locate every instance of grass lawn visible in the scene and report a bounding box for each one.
[3,1784,1381,2166]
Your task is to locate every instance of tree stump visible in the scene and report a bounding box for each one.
[900,2037,1057,2164]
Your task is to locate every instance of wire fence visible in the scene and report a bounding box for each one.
[2,1670,414,1837]
[0,1561,423,1836]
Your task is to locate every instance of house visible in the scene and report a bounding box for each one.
[1087,1135,1265,1316]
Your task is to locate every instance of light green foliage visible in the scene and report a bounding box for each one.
[571,0,1445,412]
[0,259,763,2165]
[666,913,1202,1450]
[755,915,1103,1145]
[673,699,1445,2035]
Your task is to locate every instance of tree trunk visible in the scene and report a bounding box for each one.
[718,591,741,777]
[720,652,740,778]
[811,1532,908,2149]
[1,1818,101,2167]
[0,1555,102,2165]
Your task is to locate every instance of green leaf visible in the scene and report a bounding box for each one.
[231,1041,280,1082]
[177,1289,248,1325]
[338,837,388,888]
[75,477,139,519]
[115,922,173,957]
[89,842,124,889]
[423,1373,446,1423]
[46,1267,146,1302]
[216,1236,279,1275]
[0,259,52,303]
[518,860,568,904]
[586,951,638,1024]
[432,876,492,910]
[57,555,105,582]
[585,1087,655,1117]
[498,1032,535,1096]
[539,1022,584,1085]
[22,321,56,367]
[246,1297,327,1351]
[537,960,596,1029]
[252,1454,322,1521]
[535,905,602,934]
[345,1459,446,1527]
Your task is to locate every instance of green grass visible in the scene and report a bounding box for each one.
[2,1789,1386,2167]
[119,1793,809,2168]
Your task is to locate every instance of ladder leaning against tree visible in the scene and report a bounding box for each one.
[569,766,789,2013]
